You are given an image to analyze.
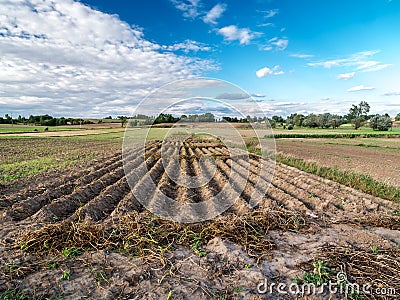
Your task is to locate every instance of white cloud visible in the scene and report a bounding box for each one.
[163,40,212,52]
[361,64,391,72]
[347,85,375,92]
[263,37,288,51]
[337,72,356,80]
[264,9,279,18]
[356,61,379,70]
[383,91,400,96]
[170,0,201,18]
[290,53,314,59]
[215,93,250,100]
[203,3,226,25]
[308,50,390,73]
[217,25,258,45]
[0,0,216,117]
[257,23,275,27]
[256,66,284,78]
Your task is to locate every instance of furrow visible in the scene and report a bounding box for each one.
[230,157,314,214]
[0,151,121,209]
[24,147,160,223]
[1,146,148,222]
[65,150,159,223]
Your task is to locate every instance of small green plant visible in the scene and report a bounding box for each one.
[62,247,82,258]
[234,287,244,292]
[48,262,58,269]
[371,245,379,255]
[244,263,252,269]
[191,236,206,257]
[297,260,330,286]
[61,270,70,280]
[166,290,173,300]
[19,242,29,250]
[0,289,29,300]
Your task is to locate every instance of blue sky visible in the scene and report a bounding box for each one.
[0,0,399,117]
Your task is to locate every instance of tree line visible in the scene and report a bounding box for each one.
[2,101,399,131]
[278,101,396,131]
[0,114,94,126]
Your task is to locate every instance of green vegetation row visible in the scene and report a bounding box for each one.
[277,154,400,203]
[266,132,400,139]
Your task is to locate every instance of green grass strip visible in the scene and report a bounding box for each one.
[277,154,400,203]
[266,133,400,139]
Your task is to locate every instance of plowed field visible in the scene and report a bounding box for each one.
[1,137,399,299]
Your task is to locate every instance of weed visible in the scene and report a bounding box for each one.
[244,263,252,269]
[371,245,379,255]
[191,236,206,257]
[166,290,173,300]
[297,260,330,286]
[0,289,29,300]
[62,247,82,258]
[88,265,109,285]
[61,270,70,280]
[48,262,58,269]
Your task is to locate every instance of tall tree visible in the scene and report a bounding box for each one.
[348,101,370,130]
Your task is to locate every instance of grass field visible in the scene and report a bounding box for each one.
[0,125,399,299]
[270,125,400,138]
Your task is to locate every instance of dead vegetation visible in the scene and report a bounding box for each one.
[302,244,400,300]
[18,209,306,262]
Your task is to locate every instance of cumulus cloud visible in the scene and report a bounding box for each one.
[256,66,284,78]
[203,3,226,25]
[347,85,375,92]
[308,50,391,72]
[0,0,216,117]
[217,25,258,45]
[337,72,356,80]
[170,0,201,18]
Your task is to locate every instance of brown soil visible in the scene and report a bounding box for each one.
[276,138,400,187]
[0,138,399,299]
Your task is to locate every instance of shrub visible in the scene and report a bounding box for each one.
[369,115,392,131]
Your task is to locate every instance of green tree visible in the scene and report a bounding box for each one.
[348,101,370,129]
[303,114,319,128]
[395,113,400,121]
[118,116,128,127]
[294,114,305,127]
[272,115,284,124]
[369,115,392,131]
